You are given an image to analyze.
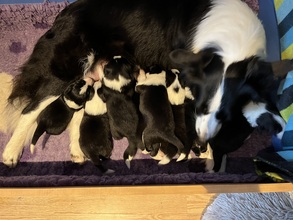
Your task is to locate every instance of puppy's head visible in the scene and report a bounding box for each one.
[101,56,138,92]
[166,69,194,105]
[63,79,90,110]
[169,48,224,142]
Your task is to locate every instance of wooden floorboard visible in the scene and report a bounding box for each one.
[0,184,292,220]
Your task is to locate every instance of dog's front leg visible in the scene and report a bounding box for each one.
[2,96,58,167]
[67,109,86,164]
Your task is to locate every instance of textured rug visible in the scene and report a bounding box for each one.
[0,0,273,187]
[202,192,293,220]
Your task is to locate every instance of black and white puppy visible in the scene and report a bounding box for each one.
[79,81,114,174]
[156,69,195,164]
[99,56,144,168]
[135,66,184,164]
[30,79,91,153]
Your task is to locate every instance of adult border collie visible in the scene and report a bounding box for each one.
[2,0,283,167]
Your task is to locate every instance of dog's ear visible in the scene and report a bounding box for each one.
[169,49,201,66]
[271,59,293,79]
[169,49,215,68]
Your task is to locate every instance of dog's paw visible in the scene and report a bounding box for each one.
[2,147,23,168]
[70,153,86,164]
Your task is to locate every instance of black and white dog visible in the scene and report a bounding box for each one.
[2,0,284,167]
[79,81,114,173]
[30,78,91,154]
[99,56,144,168]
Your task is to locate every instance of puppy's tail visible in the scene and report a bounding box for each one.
[143,130,184,157]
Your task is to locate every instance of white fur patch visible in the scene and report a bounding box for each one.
[103,75,131,92]
[158,155,171,165]
[83,52,95,76]
[136,70,166,87]
[2,96,59,167]
[242,102,267,127]
[79,81,90,95]
[196,111,221,142]
[67,109,86,163]
[195,80,223,142]
[0,72,20,134]
[242,101,286,139]
[84,81,107,115]
[64,97,83,110]
[167,72,186,105]
[199,143,215,172]
[192,0,266,70]
[184,87,194,100]
[83,53,106,81]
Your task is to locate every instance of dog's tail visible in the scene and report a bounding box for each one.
[0,73,23,134]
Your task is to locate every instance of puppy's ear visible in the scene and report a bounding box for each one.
[97,87,107,102]
[271,59,293,79]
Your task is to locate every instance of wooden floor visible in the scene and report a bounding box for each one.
[0,183,292,220]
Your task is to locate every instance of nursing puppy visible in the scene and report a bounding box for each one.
[79,81,113,174]
[156,69,195,164]
[2,0,274,167]
[30,79,91,153]
[136,66,184,164]
[99,56,143,168]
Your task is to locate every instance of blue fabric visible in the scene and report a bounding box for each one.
[273,0,293,152]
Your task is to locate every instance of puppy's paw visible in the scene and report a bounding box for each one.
[176,153,187,162]
[2,147,23,168]
[158,155,171,165]
[125,155,134,169]
[104,169,115,175]
[151,149,165,161]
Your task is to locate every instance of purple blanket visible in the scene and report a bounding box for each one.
[0,1,271,187]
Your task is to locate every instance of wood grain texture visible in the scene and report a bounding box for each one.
[0,184,292,220]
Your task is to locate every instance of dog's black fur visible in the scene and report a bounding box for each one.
[8,0,213,112]
[217,57,283,135]
[178,54,282,172]
[136,66,184,159]
[99,57,144,166]
[30,79,90,150]
[206,113,254,172]
[79,82,113,173]
[4,0,285,169]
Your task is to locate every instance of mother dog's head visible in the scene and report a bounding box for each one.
[169,48,281,144]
